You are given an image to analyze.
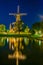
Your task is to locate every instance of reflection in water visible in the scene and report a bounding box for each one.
[0,36,43,50]
[0,37,6,46]
[34,39,42,46]
[7,37,27,65]
[0,37,43,49]
[0,37,43,65]
[24,37,29,46]
[7,37,24,50]
[39,40,41,46]
[7,37,30,51]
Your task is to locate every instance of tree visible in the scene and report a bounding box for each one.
[0,24,6,32]
[32,21,43,33]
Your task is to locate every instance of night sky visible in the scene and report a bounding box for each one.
[0,0,43,29]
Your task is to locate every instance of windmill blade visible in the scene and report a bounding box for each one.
[20,13,27,16]
[17,5,20,13]
[9,13,17,16]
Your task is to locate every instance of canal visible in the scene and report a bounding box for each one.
[0,37,43,65]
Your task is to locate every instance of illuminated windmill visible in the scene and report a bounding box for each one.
[9,5,27,33]
[8,5,27,65]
